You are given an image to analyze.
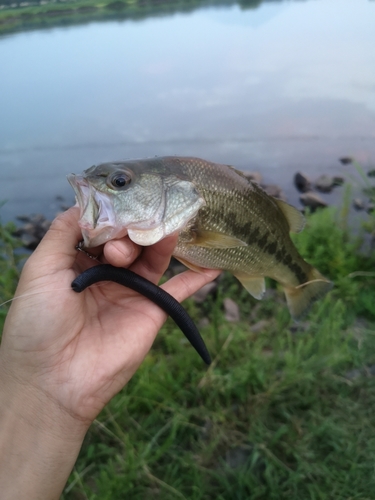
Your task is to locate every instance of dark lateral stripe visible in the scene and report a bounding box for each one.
[200,208,308,284]
[251,228,308,284]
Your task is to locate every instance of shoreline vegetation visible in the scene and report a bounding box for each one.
[1,170,375,498]
[0,0,263,36]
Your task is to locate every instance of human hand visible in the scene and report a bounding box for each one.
[0,207,220,429]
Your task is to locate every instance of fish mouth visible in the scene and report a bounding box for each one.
[68,173,126,247]
[67,174,90,212]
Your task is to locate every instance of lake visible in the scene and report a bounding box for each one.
[1,0,375,221]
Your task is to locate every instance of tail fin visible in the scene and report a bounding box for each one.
[284,267,332,320]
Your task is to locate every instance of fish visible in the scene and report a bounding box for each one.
[68,156,332,319]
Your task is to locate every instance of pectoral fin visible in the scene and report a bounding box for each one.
[234,273,266,300]
[192,229,248,248]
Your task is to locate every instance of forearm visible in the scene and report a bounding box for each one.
[0,369,87,500]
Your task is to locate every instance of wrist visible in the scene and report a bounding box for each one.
[0,364,88,499]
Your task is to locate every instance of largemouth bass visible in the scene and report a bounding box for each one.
[68,156,332,318]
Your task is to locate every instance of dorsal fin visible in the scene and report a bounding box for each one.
[274,199,305,233]
[230,168,305,234]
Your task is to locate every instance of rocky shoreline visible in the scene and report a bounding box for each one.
[12,159,375,251]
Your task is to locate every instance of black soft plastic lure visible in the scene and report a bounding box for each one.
[71,264,211,365]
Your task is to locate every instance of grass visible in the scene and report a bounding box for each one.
[65,205,375,498]
[0,217,22,329]
[1,204,375,499]
[351,159,375,240]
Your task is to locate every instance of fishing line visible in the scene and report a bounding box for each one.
[294,278,332,290]
[0,282,108,309]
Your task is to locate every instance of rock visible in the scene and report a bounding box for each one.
[314,174,344,193]
[13,214,51,250]
[345,368,362,380]
[192,282,218,303]
[20,233,40,250]
[289,321,311,335]
[262,184,286,200]
[294,172,311,193]
[225,446,252,469]
[261,348,273,358]
[198,317,210,329]
[250,319,271,333]
[339,157,353,165]
[16,215,32,222]
[314,174,334,193]
[223,297,240,322]
[243,171,262,184]
[333,176,345,186]
[367,169,375,178]
[30,214,45,224]
[299,191,328,210]
[353,198,365,211]
[345,365,375,380]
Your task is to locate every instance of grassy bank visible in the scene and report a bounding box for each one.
[1,203,375,499]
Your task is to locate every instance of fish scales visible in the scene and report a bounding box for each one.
[68,156,332,318]
[167,157,308,286]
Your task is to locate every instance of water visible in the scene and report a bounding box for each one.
[1,0,375,221]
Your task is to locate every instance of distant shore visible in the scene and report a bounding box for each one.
[0,0,258,36]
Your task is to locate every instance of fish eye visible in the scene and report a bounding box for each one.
[109,172,131,189]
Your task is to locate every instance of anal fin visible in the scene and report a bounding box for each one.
[234,273,266,300]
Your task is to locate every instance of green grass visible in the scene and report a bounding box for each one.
[63,207,375,499]
[0,218,22,330]
[1,205,375,499]
[351,160,375,240]
[64,301,375,499]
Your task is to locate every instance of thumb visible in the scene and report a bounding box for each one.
[29,207,83,271]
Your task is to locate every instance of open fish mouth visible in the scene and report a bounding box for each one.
[67,173,127,247]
